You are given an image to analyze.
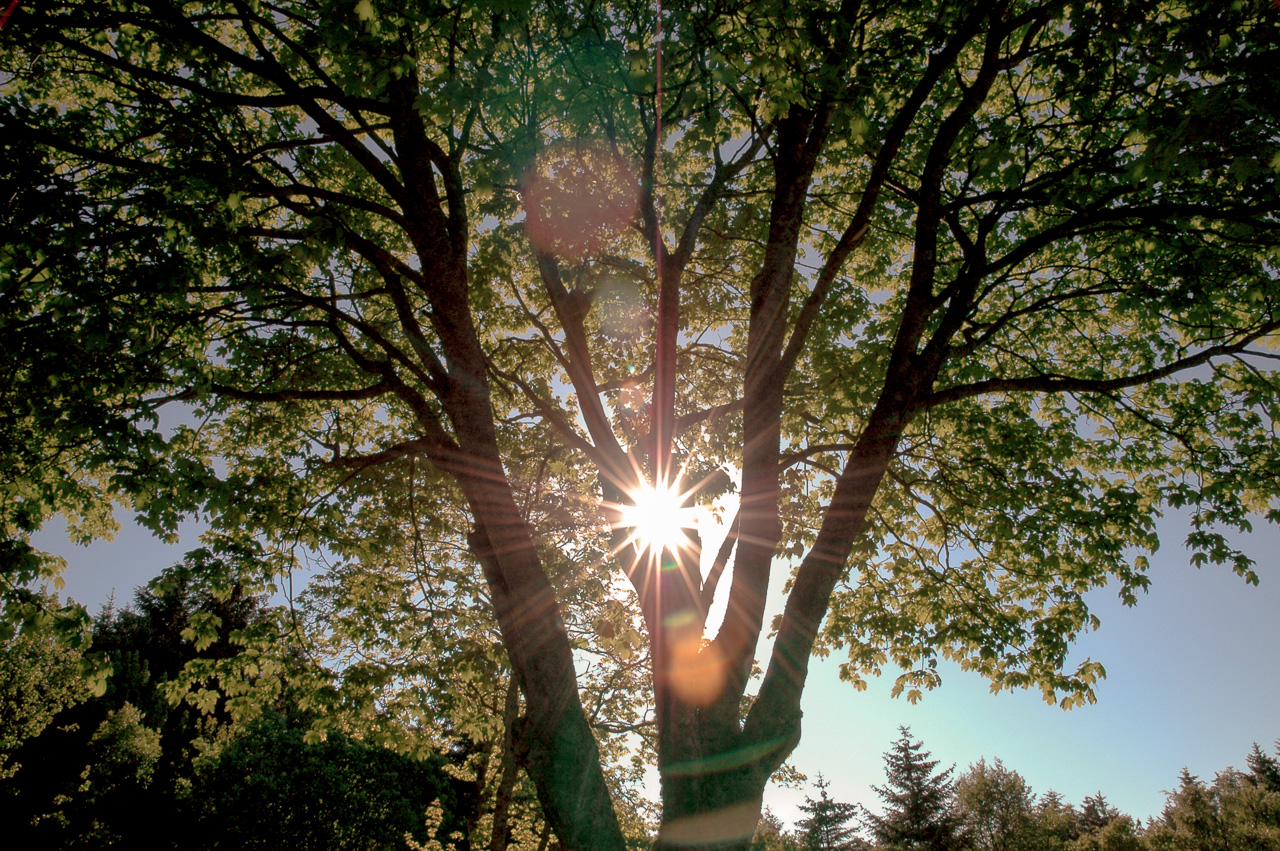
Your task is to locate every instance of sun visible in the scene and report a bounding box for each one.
[619,480,699,557]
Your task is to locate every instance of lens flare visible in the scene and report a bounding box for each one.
[667,635,727,707]
[620,480,698,557]
[521,145,639,261]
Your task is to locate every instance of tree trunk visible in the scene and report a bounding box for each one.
[422,238,628,851]
[464,502,626,851]
[489,677,522,851]
[655,753,768,851]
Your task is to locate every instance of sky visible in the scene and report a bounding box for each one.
[34,504,1280,830]
[765,509,1280,829]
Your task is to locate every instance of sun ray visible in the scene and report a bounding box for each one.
[617,478,699,559]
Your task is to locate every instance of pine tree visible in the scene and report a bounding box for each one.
[1246,742,1280,793]
[1032,791,1079,849]
[1146,770,1223,851]
[797,775,861,851]
[1077,792,1121,835]
[862,727,966,851]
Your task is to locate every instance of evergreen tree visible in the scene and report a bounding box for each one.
[862,727,966,851]
[1077,793,1122,836]
[1247,743,1280,794]
[1146,758,1280,851]
[1032,791,1080,850]
[797,775,860,851]
[1066,815,1145,851]
[184,712,471,851]
[0,561,278,848]
[1209,767,1280,851]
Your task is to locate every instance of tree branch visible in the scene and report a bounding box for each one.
[926,324,1280,409]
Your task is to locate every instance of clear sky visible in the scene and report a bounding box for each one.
[764,509,1280,829]
[34,505,1280,830]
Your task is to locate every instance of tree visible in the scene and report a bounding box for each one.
[292,456,657,848]
[2,564,492,850]
[0,561,282,848]
[954,759,1037,851]
[0,596,89,781]
[5,1,1280,848]
[751,807,804,851]
[1147,754,1280,851]
[1032,792,1080,851]
[1210,768,1280,851]
[1066,816,1145,851]
[1248,743,1280,794]
[1076,794,1122,837]
[73,702,165,848]
[796,775,861,851]
[862,727,966,851]
[184,711,473,851]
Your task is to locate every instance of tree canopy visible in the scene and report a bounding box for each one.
[954,758,1037,851]
[4,0,1280,848]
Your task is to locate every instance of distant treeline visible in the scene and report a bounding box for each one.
[759,728,1280,851]
[3,575,1277,851]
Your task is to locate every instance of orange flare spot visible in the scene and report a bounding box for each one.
[668,636,727,708]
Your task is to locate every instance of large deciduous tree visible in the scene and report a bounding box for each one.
[4,0,1280,848]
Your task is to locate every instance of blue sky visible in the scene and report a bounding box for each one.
[35,505,1280,829]
[766,509,1280,828]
